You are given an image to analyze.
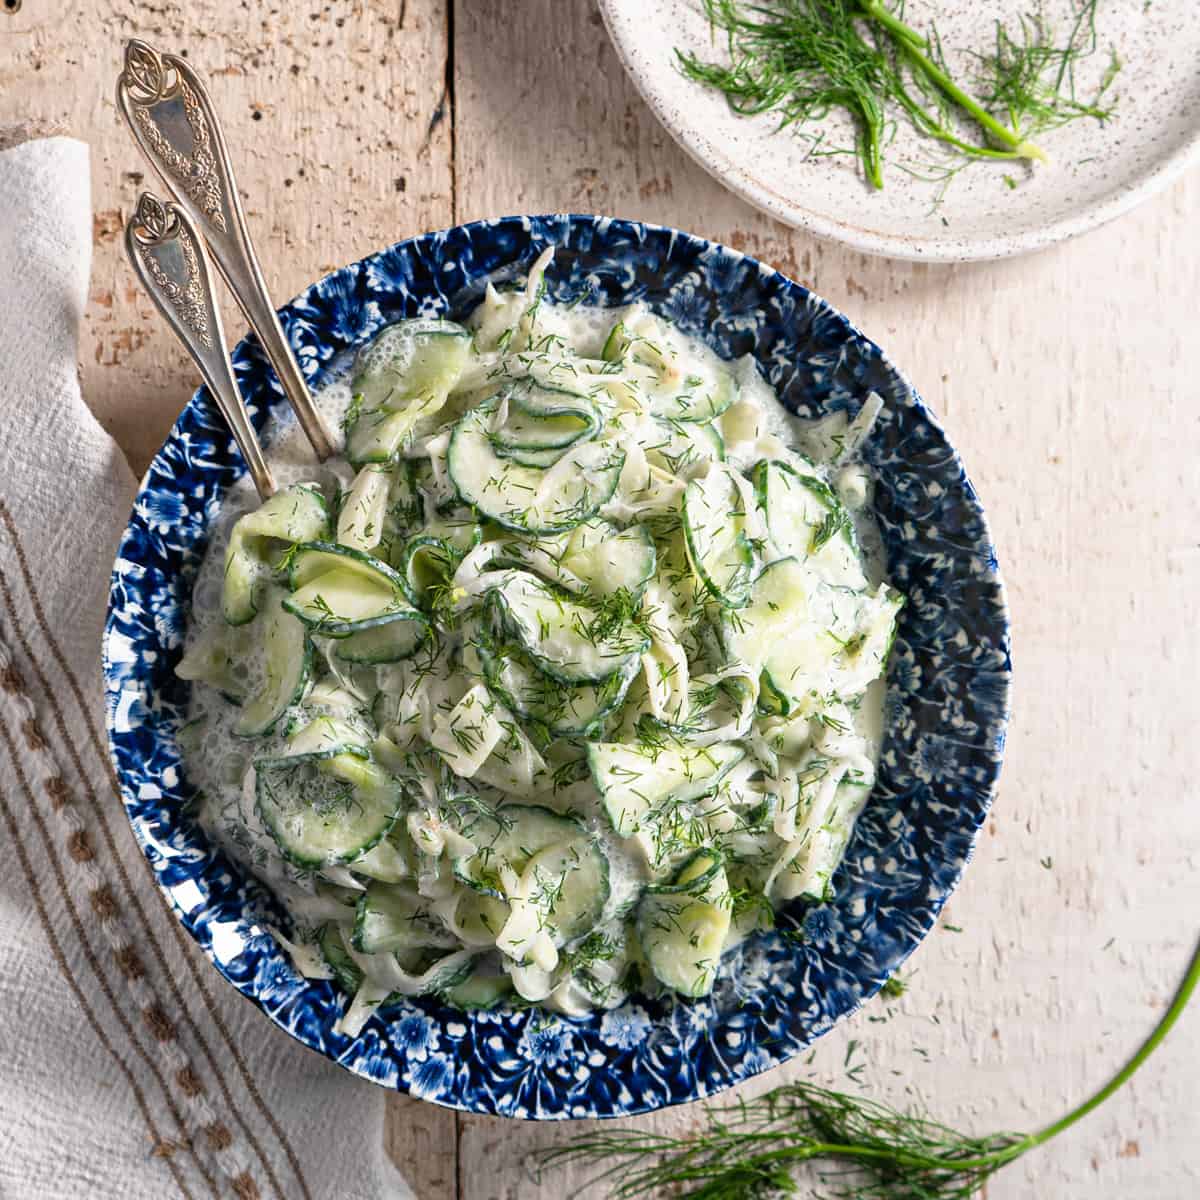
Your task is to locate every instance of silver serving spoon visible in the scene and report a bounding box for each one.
[126,193,276,501]
[116,38,336,462]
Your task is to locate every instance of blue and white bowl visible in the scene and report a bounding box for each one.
[103,215,1010,1119]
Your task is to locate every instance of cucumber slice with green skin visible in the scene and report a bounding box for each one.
[352,318,473,410]
[477,636,639,738]
[286,569,417,636]
[447,401,626,535]
[421,509,482,558]
[397,534,459,607]
[287,541,415,596]
[223,484,329,625]
[319,923,363,993]
[587,741,746,837]
[724,558,902,714]
[346,320,472,464]
[682,464,756,608]
[347,403,448,466]
[491,380,601,452]
[601,311,738,423]
[441,966,513,1010]
[260,715,370,763]
[496,836,610,963]
[752,459,866,590]
[451,804,585,897]
[234,591,311,737]
[255,752,405,870]
[284,543,420,635]
[331,613,428,664]
[352,882,460,954]
[337,464,393,553]
[493,443,568,469]
[636,850,731,998]
[644,419,725,480]
[560,519,657,598]
[488,570,649,685]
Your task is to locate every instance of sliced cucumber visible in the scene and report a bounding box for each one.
[496,835,610,963]
[284,542,419,635]
[636,850,731,998]
[452,804,584,896]
[223,484,329,625]
[353,318,473,408]
[235,590,311,737]
[491,380,600,452]
[644,419,725,480]
[287,541,414,595]
[441,966,513,1010]
[337,464,393,553]
[346,319,472,464]
[454,888,512,944]
[560,519,656,598]
[602,309,737,423]
[682,464,755,607]
[447,401,625,534]
[332,614,428,664]
[352,882,459,954]
[396,534,458,607]
[493,443,569,469]
[488,570,648,684]
[319,923,363,993]
[588,741,745,837]
[377,460,424,562]
[724,558,901,714]
[421,508,483,558]
[478,636,638,738]
[349,835,411,883]
[256,753,404,870]
[753,459,866,590]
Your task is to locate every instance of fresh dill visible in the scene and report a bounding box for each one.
[676,0,1121,190]
[534,935,1199,1200]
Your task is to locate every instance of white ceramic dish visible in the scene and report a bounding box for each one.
[598,0,1200,261]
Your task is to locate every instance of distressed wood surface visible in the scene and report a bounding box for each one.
[4,0,1199,1196]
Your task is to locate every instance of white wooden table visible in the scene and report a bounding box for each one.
[6,1,1198,1195]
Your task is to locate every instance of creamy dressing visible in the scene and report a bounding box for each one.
[179,262,896,1028]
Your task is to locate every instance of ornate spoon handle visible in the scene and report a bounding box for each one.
[126,193,276,501]
[117,39,336,461]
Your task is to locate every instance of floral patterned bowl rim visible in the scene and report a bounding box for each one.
[104,213,1011,1119]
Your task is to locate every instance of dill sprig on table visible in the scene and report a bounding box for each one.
[676,0,1120,189]
[534,935,1199,1199]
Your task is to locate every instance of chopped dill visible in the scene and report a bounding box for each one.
[676,0,1121,190]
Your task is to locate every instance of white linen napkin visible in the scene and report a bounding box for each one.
[0,132,414,1200]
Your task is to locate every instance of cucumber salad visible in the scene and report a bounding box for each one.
[177,251,903,1033]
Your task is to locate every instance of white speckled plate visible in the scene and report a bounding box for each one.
[598,0,1200,261]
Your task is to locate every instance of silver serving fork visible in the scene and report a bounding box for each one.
[125,193,276,501]
[116,38,336,462]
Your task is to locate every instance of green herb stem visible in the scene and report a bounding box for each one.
[1026,932,1200,1150]
[535,934,1200,1199]
[858,1,1048,162]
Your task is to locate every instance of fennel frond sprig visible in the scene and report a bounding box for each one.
[535,934,1199,1199]
[676,0,1121,190]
